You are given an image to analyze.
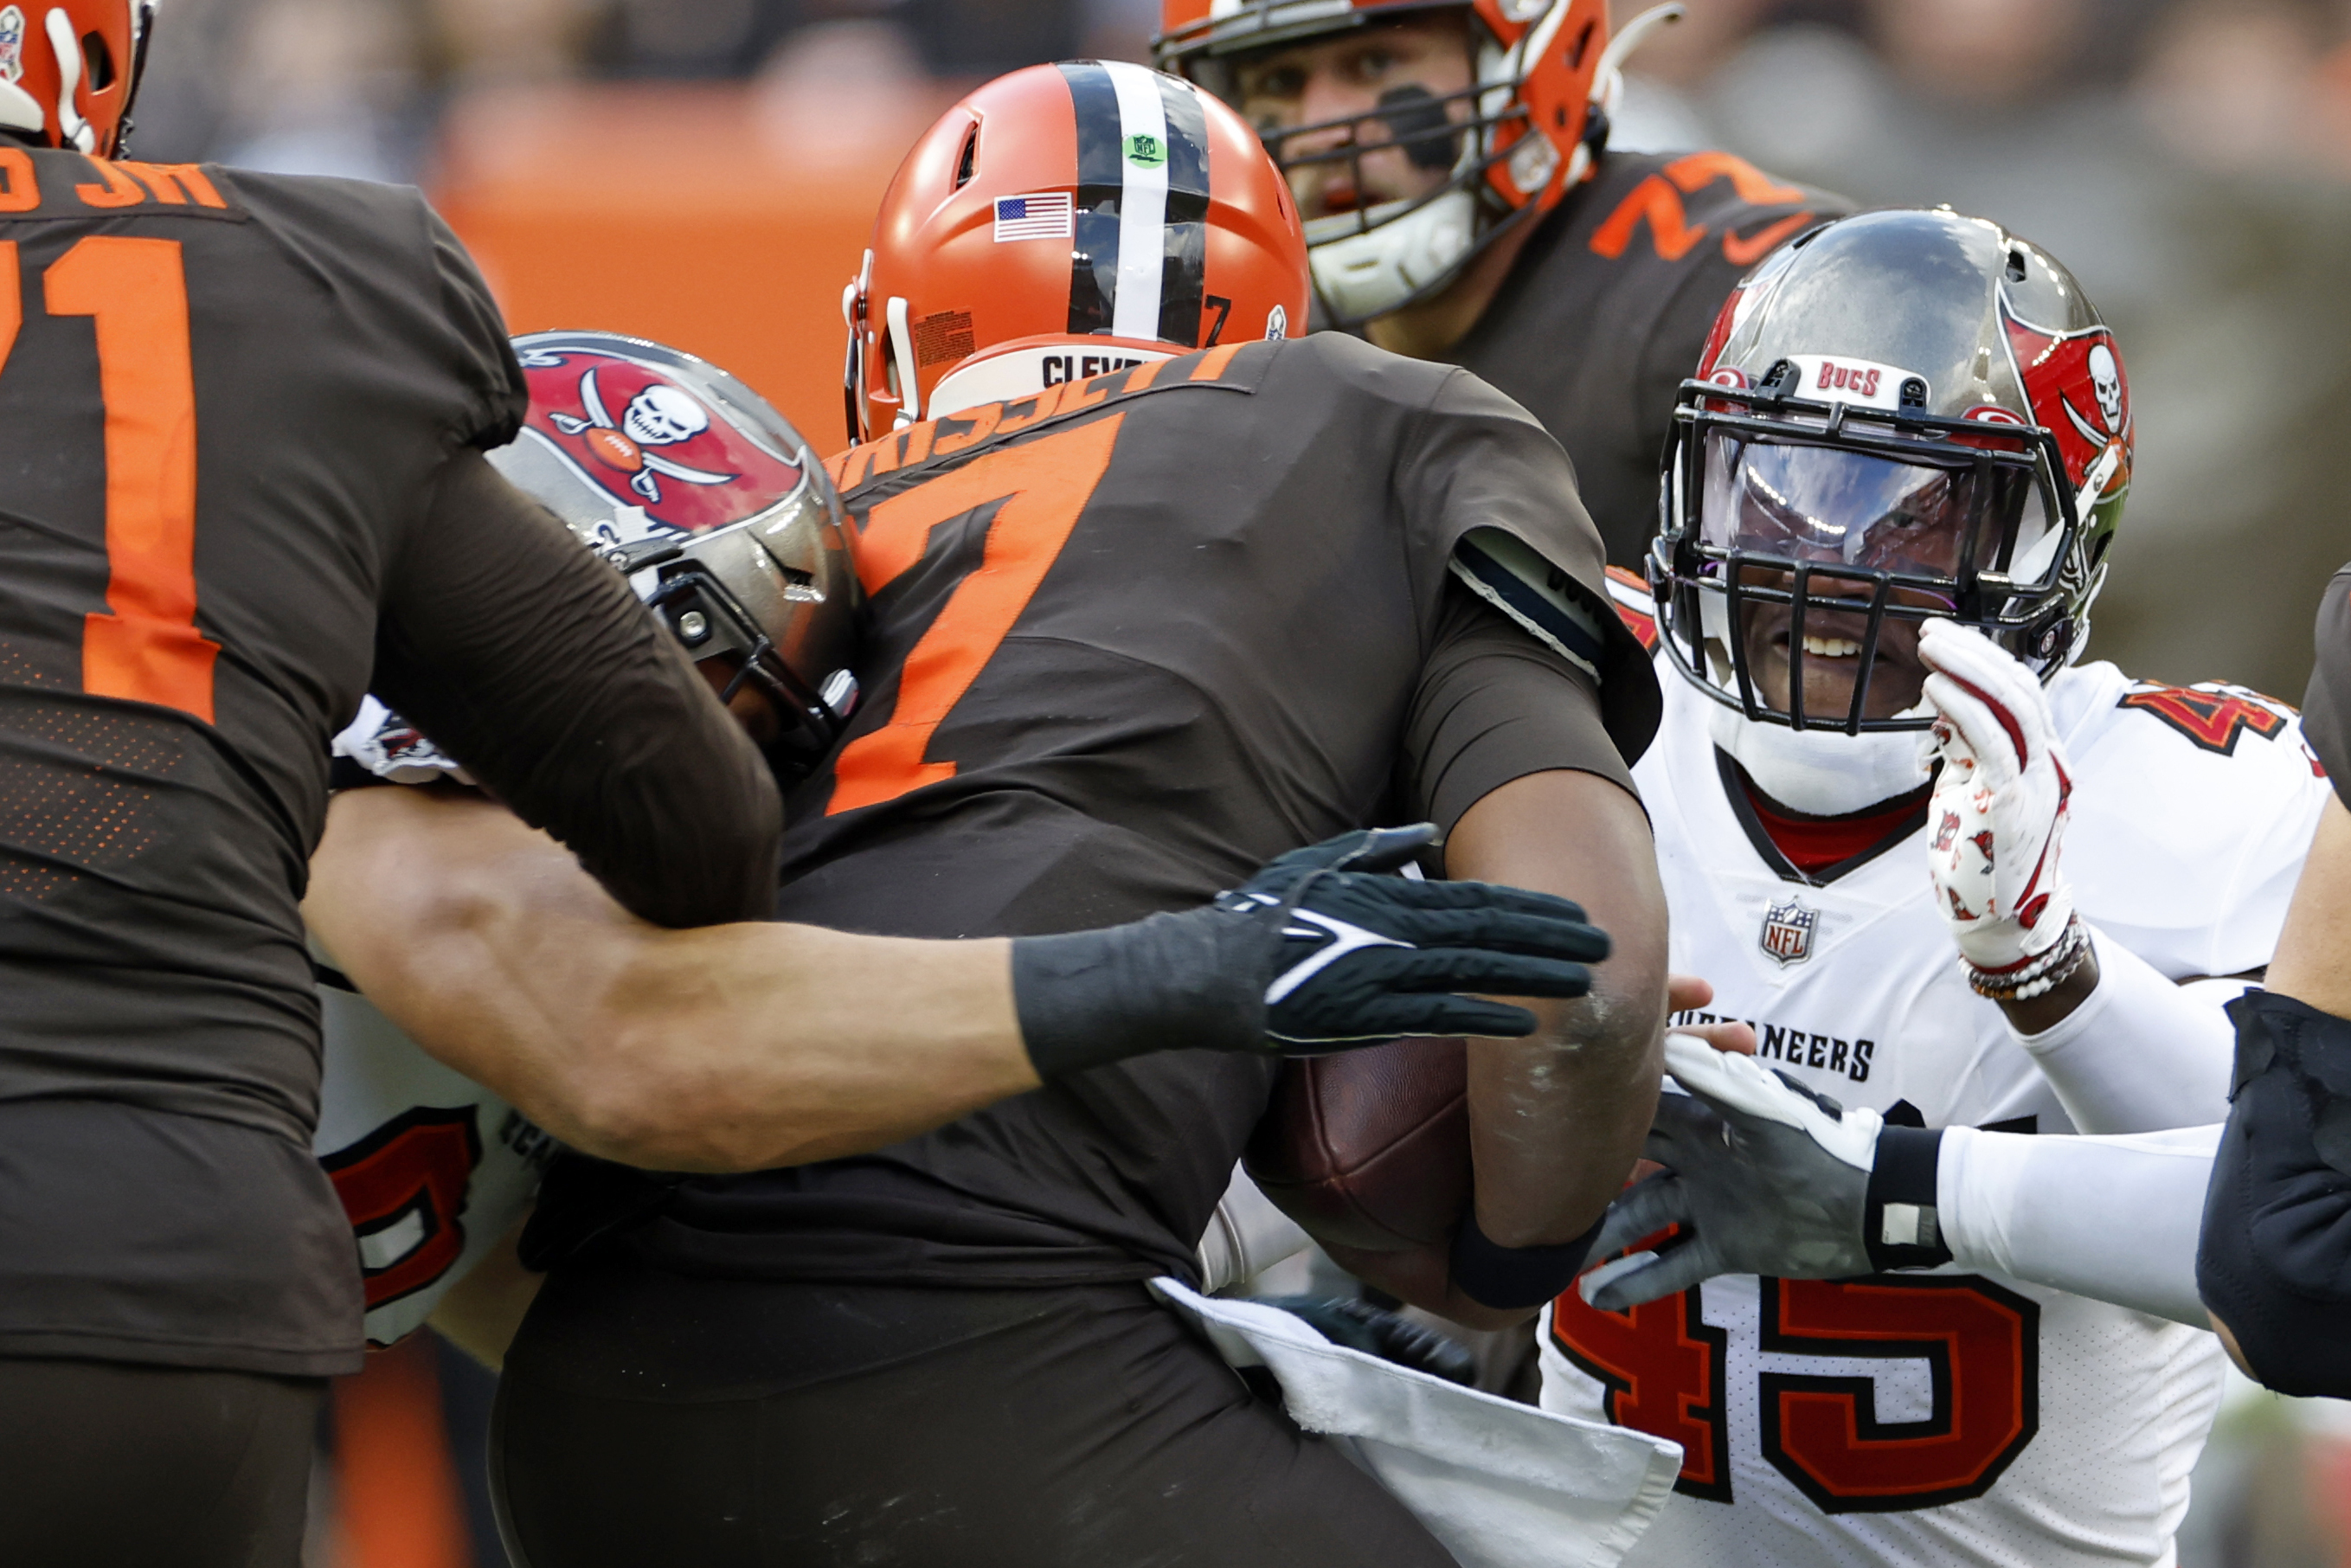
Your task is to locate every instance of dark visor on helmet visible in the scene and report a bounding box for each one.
[1699,433,2055,588]
[1651,382,2083,735]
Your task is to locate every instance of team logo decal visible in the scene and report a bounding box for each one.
[516,348,806,533]
[0,8,23,85]
[2117,680,2293,756]
[1759,896,1818,967]
[1264,304,1288,341]
[2000,296,2129,499]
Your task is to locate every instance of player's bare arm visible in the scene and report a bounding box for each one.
[311,783,1611,1174]
[2262,792,2351,1018]
[1447,769,1667,1246]
[1317,768,1667,1331]
[308,784,1031,1173]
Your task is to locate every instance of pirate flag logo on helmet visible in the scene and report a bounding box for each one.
[514,346,808,533]
[2000,297,2131,503]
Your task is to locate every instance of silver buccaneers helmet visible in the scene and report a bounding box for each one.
[489,330,858,781]
[1648,208,2131,736]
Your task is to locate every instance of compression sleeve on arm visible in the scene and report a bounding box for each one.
[1400,580,1635,834]
[1938,1121,2219,1327]
[372,447,783,929]
[2006,927,2239,1134]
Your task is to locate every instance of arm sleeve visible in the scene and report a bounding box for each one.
[1400,580,1635,834]
[2305,566,2351,808]
[1939,1122,2219,1327]
[371,447,783,928]
[2006,927,2239,1134]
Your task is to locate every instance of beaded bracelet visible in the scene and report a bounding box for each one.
[1963,915,2091,1003]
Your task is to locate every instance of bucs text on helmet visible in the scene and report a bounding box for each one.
[1648,207,2132,736]
[1153,0,1684,326]
[0,2,156,157]
[845,60,1307,444]
[490,330,859,783]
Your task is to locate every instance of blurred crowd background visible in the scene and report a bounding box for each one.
[119,1,2351,1564]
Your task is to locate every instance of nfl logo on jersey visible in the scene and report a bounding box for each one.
[1759,896,1817,967]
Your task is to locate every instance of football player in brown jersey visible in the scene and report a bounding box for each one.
[1154,0,1851,565]
[475,63,1672,1568]
[0,6,787,1563]
[308,330,1621,1359]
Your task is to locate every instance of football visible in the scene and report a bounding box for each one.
[1243,1036,1470,1253]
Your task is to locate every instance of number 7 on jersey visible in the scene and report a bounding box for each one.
[828,415,1122,814]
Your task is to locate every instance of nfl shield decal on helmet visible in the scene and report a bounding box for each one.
[1760,896,1818,967]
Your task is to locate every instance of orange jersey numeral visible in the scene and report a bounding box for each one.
[42,236,219,723]
[827,415,1124,815]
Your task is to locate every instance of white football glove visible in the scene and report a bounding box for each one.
[1917,620,2075,973]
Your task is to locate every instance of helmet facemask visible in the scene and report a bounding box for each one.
[493,331,861,789]
[599,522,856,786]
[1652,371,2084,736]
[1200,7,1577,325]
[1166,1,1684,327]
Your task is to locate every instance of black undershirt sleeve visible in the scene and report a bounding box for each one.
[1400,580,1637,837]
[371,447,783,928]
[2303,566,2351,810]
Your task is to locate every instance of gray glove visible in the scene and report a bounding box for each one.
[1579,1035,1886,1311]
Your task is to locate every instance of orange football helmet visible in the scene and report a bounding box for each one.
[845,60,1307,444]
[0,2,156,157]
[1153,0,1682,325]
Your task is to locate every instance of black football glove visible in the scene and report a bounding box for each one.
[1578,1035,1947,1313]
[1260,1295,1479,1385]
[1011,824,1609,1078]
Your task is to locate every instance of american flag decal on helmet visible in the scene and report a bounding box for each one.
[994,192,1074,241]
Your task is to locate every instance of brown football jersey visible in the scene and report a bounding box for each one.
[2307,564,2351,808]
[1445,149,1851,567]
[0,151,776,1375]
[625,332,1656,1302]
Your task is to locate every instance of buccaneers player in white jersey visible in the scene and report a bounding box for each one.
[1539,208,2332,1568]
[1577,564,2351,1403]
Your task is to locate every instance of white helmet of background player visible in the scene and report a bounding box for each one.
[1153,0,1686,325]
[490,330,859,783]
[1646,208,2132,813]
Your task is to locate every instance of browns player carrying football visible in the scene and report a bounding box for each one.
[1153,0,1851,564]
[479,62,1669,1568]
[306,330,1618,1359]
[1544,209,2333,1568]
[0,6,788,1564]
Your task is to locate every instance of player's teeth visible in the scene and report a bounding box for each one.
[1802,634,1860,658]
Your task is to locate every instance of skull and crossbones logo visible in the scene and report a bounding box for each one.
[549,368,735,504]
[2059,338,2128,453]
[2086,344,2123,432]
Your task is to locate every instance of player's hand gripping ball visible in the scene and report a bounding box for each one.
[1918,620,2076,973]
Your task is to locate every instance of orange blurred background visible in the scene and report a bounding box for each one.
[433,79,948,454]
